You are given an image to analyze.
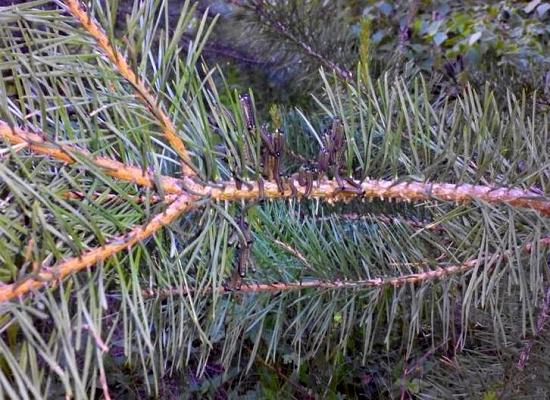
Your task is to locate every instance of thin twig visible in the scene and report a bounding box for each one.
[0,192,196,303]
[141,237,550,298]
[272,239,315,272]
[98,362,112,400]
[81,324,109,353]
[0,121,184,194]
[243,344,312,398]
[247,0,353,81]
[62,0,195,175]
[401,343,445,400]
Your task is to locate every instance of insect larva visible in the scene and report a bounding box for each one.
[239,93,256,131]
[304,172,313,197]
[288,177,298,198]
[317,148,330,174]
[258,176,265,200]
[273,128,285,158]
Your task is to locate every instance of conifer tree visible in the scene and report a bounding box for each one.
[0,1,548,398]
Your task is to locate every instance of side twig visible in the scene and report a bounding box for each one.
[516,286,550,370]
[62,0,195,175]
[0,121,184,194]
[141,237,550,298]
[247,0,353,81]
[0,192,196,303]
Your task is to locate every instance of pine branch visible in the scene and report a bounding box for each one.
[141,236,550,298]
[0,120,184,194]
[64,191,179,204]
[1,112,548,304]
[0,192,195,303]
[246,0,353,81]
[57,176,550,216]
[62,0,195,175]
[4,160,545,302]
[2,2,548,397]
[2,120,548,215]
[210,179,549,216]
[99,366,112,400]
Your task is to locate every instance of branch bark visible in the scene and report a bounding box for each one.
[0,192,196,303]
[207,178,550,217]
[2,120,548,215]
[62,0,195,175]
[0,121,184,194]
[141,237,550,298]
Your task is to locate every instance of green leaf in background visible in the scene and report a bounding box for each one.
[433,31,448,46]
[468,31,482,45]
[525,0,542,14]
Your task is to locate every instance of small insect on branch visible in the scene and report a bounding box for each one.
[239,93,257,132]
[260,123,286,193]
[226,207,257,290]
[318,118,362,194]
[236,214,255,278]
[288,165,314,198]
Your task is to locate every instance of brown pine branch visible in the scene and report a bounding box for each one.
[0,192,196,303]
[209,178,550,216]
[0,120,184,194]
[1,119,548,305]
[141,237,550,298]
[2,120,548,215]
[64,191,179,204]
[1,118,548,303]
[60,177,550,216]
[62,0,195,175]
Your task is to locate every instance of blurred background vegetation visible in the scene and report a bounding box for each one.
[199,0,550,107]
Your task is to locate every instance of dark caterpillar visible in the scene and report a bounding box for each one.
[239,93,256,131]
